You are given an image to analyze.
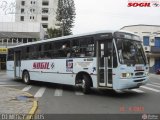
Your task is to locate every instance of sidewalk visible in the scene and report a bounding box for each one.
[0,86,38,120]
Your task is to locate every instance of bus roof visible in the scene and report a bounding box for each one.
[8,30,138,49]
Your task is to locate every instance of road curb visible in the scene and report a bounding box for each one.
[23,91,38,120]
[25,100,38,120]
[3,87,38,120]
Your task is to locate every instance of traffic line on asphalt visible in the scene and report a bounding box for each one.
[151,82,160,86]
[34,87,46,98]
[54,89,63,96]
[147,84,160,88]
[131,89,145,93]
[75,91,84,95]
[0,84,21,86]
[22,85,32,92]
[140,86,160,92]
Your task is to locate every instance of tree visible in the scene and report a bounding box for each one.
[47,28,61,38]
[56,0,76,36]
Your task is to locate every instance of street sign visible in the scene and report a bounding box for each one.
[0,48,8,54]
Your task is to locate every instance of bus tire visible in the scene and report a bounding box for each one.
[82,75,91,94]
[23,71,30,85]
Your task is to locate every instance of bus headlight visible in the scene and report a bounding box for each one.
[121,73,133,78]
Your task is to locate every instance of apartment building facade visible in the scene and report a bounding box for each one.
[121,25,160,73]
[15,0,58,30]
[0,22,45,70]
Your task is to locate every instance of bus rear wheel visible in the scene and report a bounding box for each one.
[81,75,91,94]
[23,71,30,85]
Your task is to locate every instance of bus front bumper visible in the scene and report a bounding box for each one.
[114,77,149,90]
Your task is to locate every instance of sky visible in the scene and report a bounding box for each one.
[0,0,160,34]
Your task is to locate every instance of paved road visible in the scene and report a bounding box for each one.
[0,73,160,119]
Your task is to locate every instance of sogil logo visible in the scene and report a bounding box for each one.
[128,0,160,7]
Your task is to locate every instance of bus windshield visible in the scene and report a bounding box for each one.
[117,39,147,66]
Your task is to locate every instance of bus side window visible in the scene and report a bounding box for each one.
[25,46,30,59]
[79,37,94,57]
[29,45,36,59]
[71,37,95,58]
[53,42,61,58]
[71,39,80,57]
[61,42,71,57]
[35,44,43,59]
[53,41,70,58]
[44,43,52,59]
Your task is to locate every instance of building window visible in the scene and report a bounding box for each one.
[42,8,49,14]
[42,1,49,6]
[30,9,35,13]
[31,1,36,4]
[143,36,149,46]
[41,16,48,21]
[155,37,160,47]
[21,1,25,6]
[21,8,24,13]
[20,16,24,21]
[42,24,48,28]
[30,16,35,20]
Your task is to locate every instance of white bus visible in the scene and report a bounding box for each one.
[7,30,149,93]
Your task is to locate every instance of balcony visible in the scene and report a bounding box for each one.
[151,46,160,53]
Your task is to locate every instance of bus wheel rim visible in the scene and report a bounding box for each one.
[82,79,85,89]
[24,74,28,82]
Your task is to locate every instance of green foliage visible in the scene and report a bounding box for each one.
[56,0,76,36]
[47,28,62,38]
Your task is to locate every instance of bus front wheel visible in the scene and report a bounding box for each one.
[81,75,91,94]
[23,71,30,85]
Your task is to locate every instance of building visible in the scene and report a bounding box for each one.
[121,24,160,73]
[15,0,58,30]
[0,0,58,70]
[0,22,45,70]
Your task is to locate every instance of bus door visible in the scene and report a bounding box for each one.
[97,40,113,87]
[14,51,21,78]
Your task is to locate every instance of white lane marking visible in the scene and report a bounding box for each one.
[22,85,32,92]
[0,85,21,86]
[54,89,63,96]
[140,86,160,92]
[75,91,84,95]
[34,87,46,98]
[147,84,160,88]
[151,82,160,86]
[131,89,145,93]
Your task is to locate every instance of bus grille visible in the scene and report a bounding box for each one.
[134,79,144,82]
[135,72,144,76]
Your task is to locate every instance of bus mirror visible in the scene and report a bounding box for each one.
[117,40,122,50]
